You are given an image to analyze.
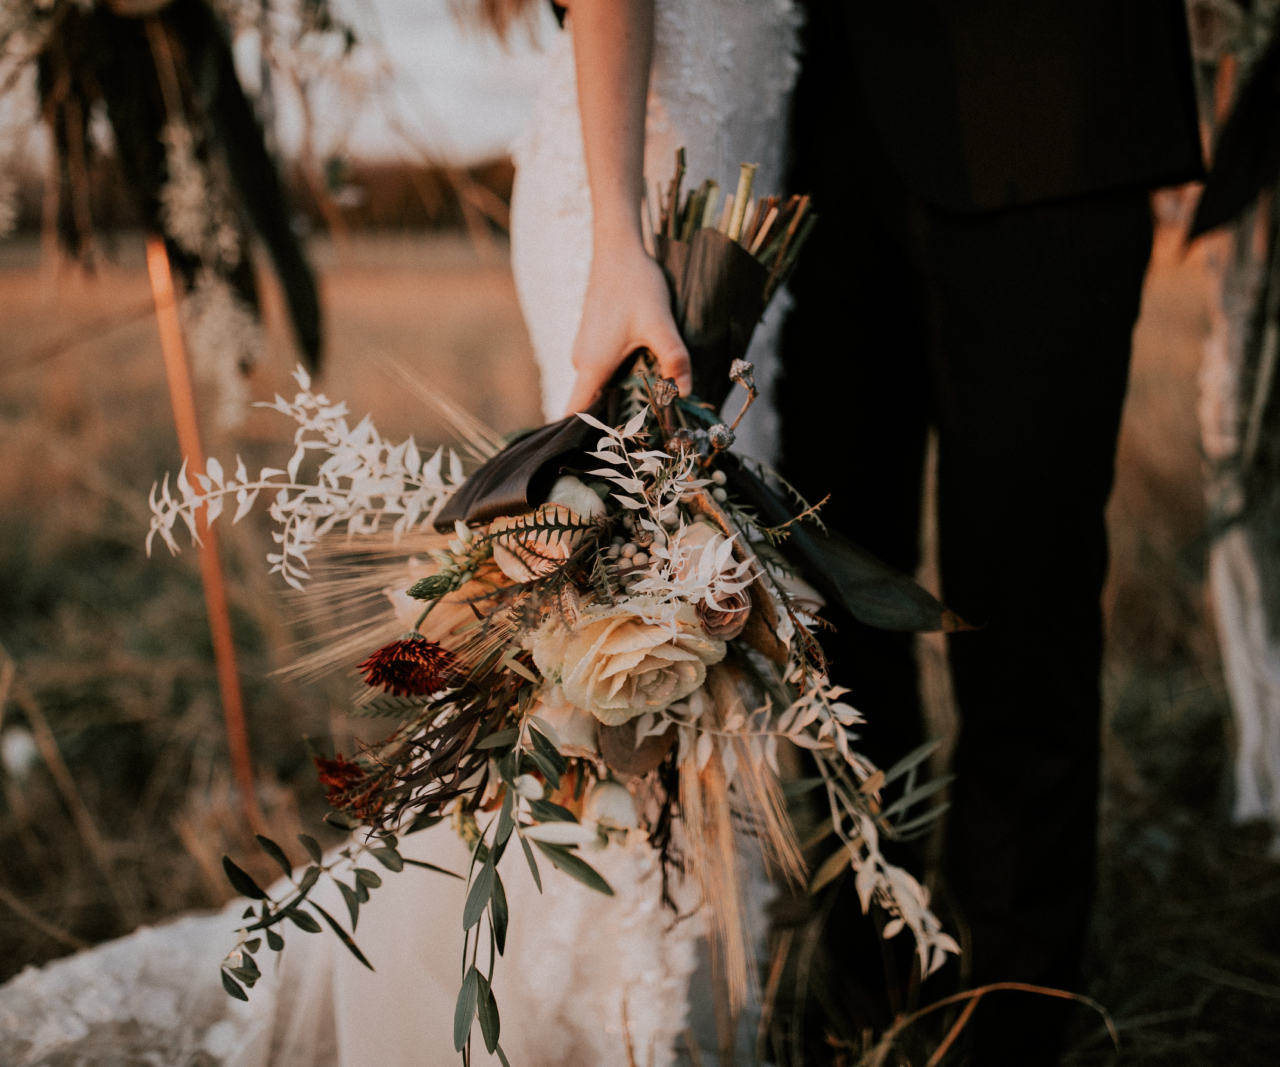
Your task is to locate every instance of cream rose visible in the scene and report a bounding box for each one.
[532,601,725,726]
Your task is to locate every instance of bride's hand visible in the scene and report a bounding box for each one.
[564,244,691,414]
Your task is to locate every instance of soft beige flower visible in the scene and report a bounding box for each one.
[530,683,599,756]
[674,521,752,640]
[547,474,607,521]
[532,601,725,726]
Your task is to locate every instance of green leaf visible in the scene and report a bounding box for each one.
[298,834,323,864]
[477,728,520,750]
[406,812,445,835]
[369,846,405,873]
[310,900,375,971]
[221,968,249,1001]
[402,858,464,879]
[266,929,285,952]
[519,833,542,892]
[464,856,495,931]
[782,776,826,798]
[476,971,501,1053]
[324,811,358,831]
[454,966,480,1052]
[228,966,259,987]
[355,880,369,904]
[242,906,256,920]
[527,748,562,789]
[528,798,576,823]
[891,801,951,839]
[337,880,361,930]
[297,866,321,894]
[528,726,568,777]
[284,908,322,933]
[882,739,943,787]
[243,938,261,954]
[882,775,950,820]
[532,841,614,896]
[496,1043,512,1067]
[256,835,293,877]
[354,867,383,890]
[222,857,268,900]
[491,868,508,956]
[496,789,514,847]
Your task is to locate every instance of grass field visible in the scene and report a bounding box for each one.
[1,225,1278,1064]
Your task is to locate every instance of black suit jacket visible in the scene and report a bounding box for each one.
[845,0,1205,211]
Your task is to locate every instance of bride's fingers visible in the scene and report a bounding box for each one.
[646,322,692,396]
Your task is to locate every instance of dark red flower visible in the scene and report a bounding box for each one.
[357,635,454,696]
[314,753,384,820]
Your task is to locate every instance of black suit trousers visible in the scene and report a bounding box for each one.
[778,17,1154,1064]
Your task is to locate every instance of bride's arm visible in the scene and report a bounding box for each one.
[562,0,691,414]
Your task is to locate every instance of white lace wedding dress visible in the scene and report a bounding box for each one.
[0,3,802,1064]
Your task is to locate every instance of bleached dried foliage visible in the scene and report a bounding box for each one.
[146,365,466,588]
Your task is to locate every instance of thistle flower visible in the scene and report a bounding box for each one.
[652,377,679,408]
[357,634,454,696]
[708,424,735,451]
[314,753,383,819]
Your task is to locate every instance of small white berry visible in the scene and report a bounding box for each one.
[712,487,728,503]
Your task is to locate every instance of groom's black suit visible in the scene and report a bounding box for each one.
[778,2,1202,1063]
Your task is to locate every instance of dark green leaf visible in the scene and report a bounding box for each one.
[464,856,495,931]
[221,969,249,1001]
[256,835,293,877]
[476,971,501,1053]
[298,834,323,864]
[369,847,405,873]
[266,929,285,952]
[882,775,951,820]
[723,461,965,632]
[228,966,259,987]
[529,798,576,823]
[454,966,480,1052]
[297,866,321,894]
[284,908,322,933]
[402,858,464,879]
[406,812,445,835]
[324,811,359,831]
[892,801,951,839]
[354,867,383,890]
[883,739,943,786]
[355,880,369,904]
[310,901,374,971]
[491,868,508,956]
[222,856,268,900]
[528,725,568,776]
[337,880,360,930]
[242,906,256,920]
[527,748,562,789]
[496,1043,512,1067]
[532,841,614,896]
[243,938,261,954]
[782,777,826,798]
[477,728,520,750]
[496,790,514,847]
[519,833,542,892]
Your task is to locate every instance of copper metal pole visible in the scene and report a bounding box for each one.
[145,236,265,835]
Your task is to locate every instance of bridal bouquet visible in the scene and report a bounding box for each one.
[148,158,959,1064]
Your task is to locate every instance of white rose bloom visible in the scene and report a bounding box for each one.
[584,781,638,829]
[532,601,725,726]
[547,474,607,521]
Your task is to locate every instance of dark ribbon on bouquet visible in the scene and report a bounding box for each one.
[433,229,963,633]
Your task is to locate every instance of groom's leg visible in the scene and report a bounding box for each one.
[775,0,933,1047]
[926,189,1152,1065]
